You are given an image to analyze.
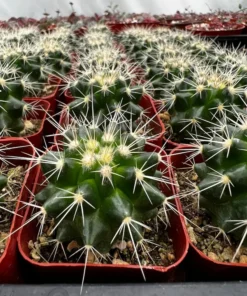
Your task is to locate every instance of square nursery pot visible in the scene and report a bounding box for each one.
[62,92,165,147]
[24,76,61,115]
[0,138,37,283]
[169,144,247,281]
[163,137,179,154]
[18,144,188,284]
[21,99,50,149]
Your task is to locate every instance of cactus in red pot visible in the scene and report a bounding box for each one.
[35,115,168,255]
[184,112,247,260]
[0,60,43,136]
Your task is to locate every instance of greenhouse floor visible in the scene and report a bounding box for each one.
[0,282,246,296]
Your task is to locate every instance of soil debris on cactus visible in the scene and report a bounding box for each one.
[19,119,42,137]
[39,85,57,97]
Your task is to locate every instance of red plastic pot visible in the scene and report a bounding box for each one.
[24,76,61,115]
[170,19,202,30]
[240,21,247,34]
[0,138,37,283]
[169,144,247,280]
[64,89,74,105]
[60,93,164,147]
[152,100,179,153]
[165,15,185,25]
[140,95,165,147]
[163,137,180,153]
[20,99,50,148]
[0,22,8,29]
[186,23,245,36]
[18,144,188,283]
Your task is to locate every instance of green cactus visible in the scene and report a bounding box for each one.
[64,57,152,126]
[0,28,72,97]
[0,61,42,136]
[61,25,156,125]
[162,67,247,142]
[87,23,111,34]
[36,33,72,77]
[35,116,167,256]
[191,114,247,258]
[117,27,161,61]
[0,27,38,45]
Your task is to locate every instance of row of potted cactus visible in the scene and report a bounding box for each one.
[0,25,76,281]
[2,3,247,37]
[1,21,247,290]
[117,25,247,278]
[0,27,81,282]
[0,23,185,286]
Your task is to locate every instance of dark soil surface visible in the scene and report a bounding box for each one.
[0,165,26,257]
[29,211,176,267]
